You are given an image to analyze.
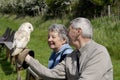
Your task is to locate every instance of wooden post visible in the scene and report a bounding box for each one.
[108,5,111,17]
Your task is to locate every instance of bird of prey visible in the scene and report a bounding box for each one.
[11,22,34,56]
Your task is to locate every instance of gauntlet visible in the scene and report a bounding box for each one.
[16,48,34,69]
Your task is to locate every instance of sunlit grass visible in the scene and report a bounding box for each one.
[92,16,120,58]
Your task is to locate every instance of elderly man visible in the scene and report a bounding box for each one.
[18,17,113,80]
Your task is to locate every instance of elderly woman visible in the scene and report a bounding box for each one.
[26,24,73,79]
[48,24,73,69]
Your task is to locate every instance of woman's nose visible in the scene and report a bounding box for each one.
[48,37,52,41]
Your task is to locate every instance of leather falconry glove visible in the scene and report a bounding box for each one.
[16,48,34,69]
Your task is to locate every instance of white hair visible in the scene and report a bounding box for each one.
[70,17,93,38]
[48,24,69,43]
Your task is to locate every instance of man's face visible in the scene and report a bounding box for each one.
[48,31,65,52]
[68,25,78,45]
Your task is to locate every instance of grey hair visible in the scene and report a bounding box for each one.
[70,17,93,38]
[48,24,69,43]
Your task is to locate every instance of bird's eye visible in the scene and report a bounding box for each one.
[29,26,31,29]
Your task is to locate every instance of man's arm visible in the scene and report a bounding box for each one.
[25,55,66,79]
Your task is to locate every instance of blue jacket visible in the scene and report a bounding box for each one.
[48,44,73,69]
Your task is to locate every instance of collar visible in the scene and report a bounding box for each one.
[79,40,93,53]
[53,44,71,54]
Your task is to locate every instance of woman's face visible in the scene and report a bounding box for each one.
[48,31,66,52]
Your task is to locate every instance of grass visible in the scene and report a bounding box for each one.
[91,16,120,80]
[0,14,120,80]
[92,16,120,59]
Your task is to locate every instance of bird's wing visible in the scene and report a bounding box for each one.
[14,30,30,48]
[12,30,30,56]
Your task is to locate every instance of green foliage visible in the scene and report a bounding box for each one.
[46,0,72,17]
[89,0,114,6]
[90,0,105,6]
[0,0,119,18]
[112,58,120,80]
[72,0,104,18]
[0,0,48,16]
[92,16,120,59]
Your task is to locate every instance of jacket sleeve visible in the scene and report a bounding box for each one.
[26,56,66,79]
